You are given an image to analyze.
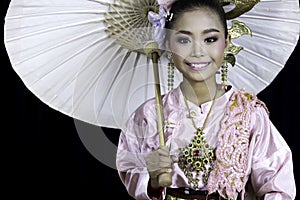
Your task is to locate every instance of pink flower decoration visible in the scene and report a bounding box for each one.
[148,6,168,49]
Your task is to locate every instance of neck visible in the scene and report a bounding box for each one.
[180,78,218,105]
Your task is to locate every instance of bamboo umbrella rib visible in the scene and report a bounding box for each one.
[44,37,112,103]
[72,45,125,113]
[95,51,133,120]
[5,18,103,42]
[12,27,106,67]
[252,32,297,46]
[5,10,107,20]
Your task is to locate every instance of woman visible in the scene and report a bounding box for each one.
[116,0,296,199]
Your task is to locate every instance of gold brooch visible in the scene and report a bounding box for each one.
[178,128,216,189]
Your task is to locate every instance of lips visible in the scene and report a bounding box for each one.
[186,61,211,71]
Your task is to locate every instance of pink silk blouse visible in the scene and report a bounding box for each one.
[116,86,296,200]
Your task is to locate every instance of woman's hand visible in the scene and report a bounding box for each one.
[146,145,173,189]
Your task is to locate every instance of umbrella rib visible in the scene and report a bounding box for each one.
[110,2,142,12]
[252,32,297,46]
[108,14,149,29]
[30,34,111,90]
[240,14,300,24]
[105,17,138,49]
[105,8,149,49]
[50,43,122,110]
[5,10,107,19]
[110,11,149,28]
[106,29,143,51]
[5,18,103,42]
[95,50,136,121]
[121,53,143,121]
[234,62,269,85]
[92,0,145,13]
[88,0,106,4]
[105,19,140,47]
[13,27,107,66]
[71,45,125,113]
[242,47,284,68]
[107,6,132,28]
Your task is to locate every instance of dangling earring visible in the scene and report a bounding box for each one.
[167,53,174,91]
[221,54,228,89]
[221,52,235,89]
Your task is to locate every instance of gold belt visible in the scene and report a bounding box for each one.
[166,194,221,200]
[165,188,223,200]
[166,195,190,200]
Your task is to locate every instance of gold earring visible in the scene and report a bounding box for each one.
[221,52,236,89]
[221,58,228,88]
[167,53,174,91]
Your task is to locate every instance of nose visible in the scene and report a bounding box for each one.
[192,42,204,57]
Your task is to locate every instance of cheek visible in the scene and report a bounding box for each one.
[171,44,191,59]
[172,53,183,67]
[211,40,226,60]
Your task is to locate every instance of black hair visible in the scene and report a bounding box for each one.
[165,0,228,38]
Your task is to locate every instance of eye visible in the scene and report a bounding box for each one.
[176,37,191,44]
[204,36,218,43]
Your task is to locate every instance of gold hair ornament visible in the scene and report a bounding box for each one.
[222,20,253,86]
[220,0,260,19]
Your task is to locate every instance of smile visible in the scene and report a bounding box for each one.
[186,62,210,71]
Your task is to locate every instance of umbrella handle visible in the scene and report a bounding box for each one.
[151,51,165,146]
[150,49,172,187]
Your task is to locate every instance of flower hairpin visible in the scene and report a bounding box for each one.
[148,0,176,50]
[148,6,168,50]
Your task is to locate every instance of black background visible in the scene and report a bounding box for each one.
[2,0,299,199]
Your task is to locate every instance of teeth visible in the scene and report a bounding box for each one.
[190,63,207,68]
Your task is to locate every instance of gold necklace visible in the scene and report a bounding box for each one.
[178,89,217,189]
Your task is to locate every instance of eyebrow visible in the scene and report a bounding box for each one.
[176,28,220,35]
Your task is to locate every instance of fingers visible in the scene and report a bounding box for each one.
[146,146,173,188]
[170,155,178,163]
[146,145,173,179]
[158,145,170,156]
[146,153,172,171]
[156,146,171,165]
[146,146,172,169]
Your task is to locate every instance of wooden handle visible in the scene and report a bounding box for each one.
[152,51,172,187]
[146,43,172,187]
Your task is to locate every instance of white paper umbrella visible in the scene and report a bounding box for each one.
[4,0,300,130]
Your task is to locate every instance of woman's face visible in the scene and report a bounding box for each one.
[166,7,230,83]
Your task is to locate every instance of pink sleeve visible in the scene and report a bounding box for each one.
[116,101,161,200]
[248,107,296,199]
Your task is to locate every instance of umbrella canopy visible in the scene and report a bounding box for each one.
[4,0,300,130]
